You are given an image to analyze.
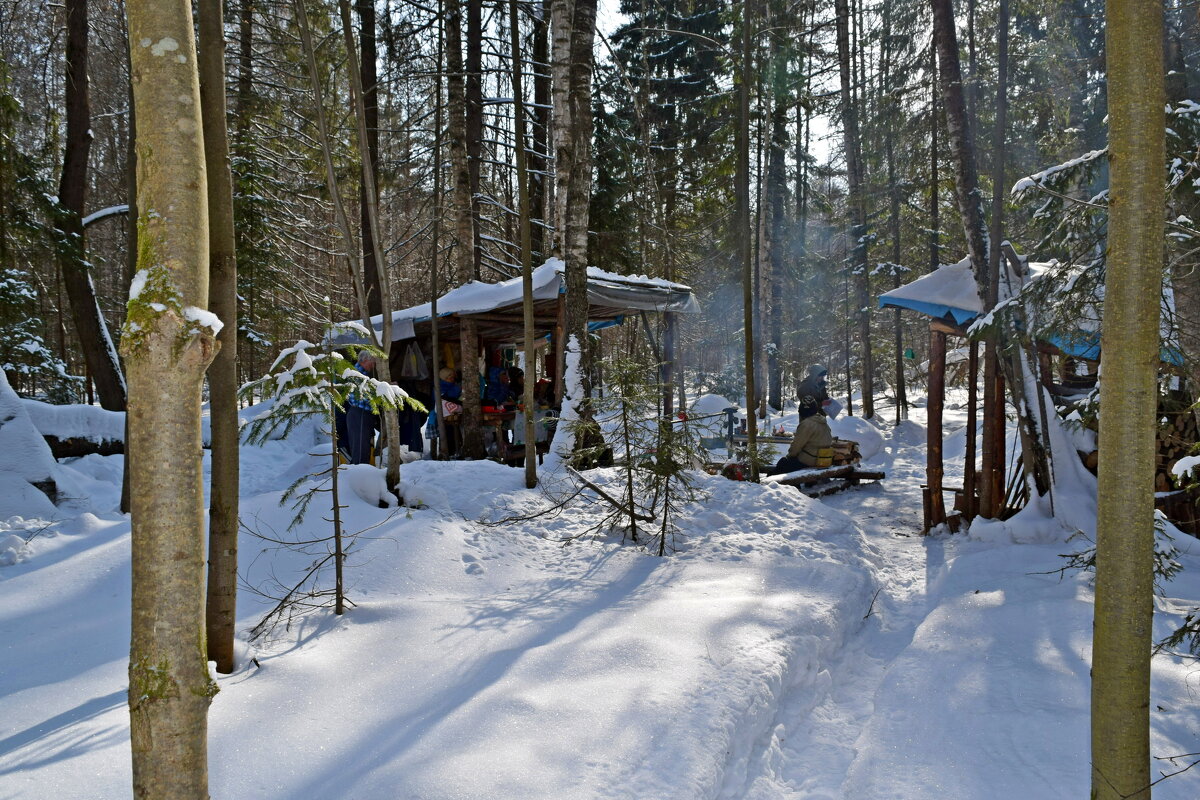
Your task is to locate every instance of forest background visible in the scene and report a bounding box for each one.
[7,0,1186,418]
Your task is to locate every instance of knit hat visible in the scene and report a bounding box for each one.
[798,395,820,417]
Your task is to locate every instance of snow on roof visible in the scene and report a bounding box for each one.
[879,257,1183,365]
[330,258,700,346]
[877,258,983,325]
[877,257,1052,326]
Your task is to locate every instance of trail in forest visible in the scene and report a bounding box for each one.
[733,419,944,799]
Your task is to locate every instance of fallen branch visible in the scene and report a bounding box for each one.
[566,465,656,523]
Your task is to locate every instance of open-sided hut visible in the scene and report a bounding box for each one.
[332,258,700,454]
[880,257,1197,534]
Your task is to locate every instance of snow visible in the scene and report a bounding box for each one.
[336,259,700,345]
[690,392,736,416]
[183,306,224,335]
[80,205,129,228]
[0,373,61,519]
[1012,149,1107,195]
[20,398,125,444]
[127,269,148,301]
[2,390,1199,799]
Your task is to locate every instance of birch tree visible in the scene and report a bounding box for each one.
[123,0,217,794]
[551,0,598,420]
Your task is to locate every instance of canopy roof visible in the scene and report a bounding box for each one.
[878,257,1182,365]
[330,258,699,346]
[877,258,985,326]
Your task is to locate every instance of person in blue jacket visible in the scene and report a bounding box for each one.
[345,351,379,464]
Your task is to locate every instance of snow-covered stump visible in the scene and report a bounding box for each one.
[0,372,62,519]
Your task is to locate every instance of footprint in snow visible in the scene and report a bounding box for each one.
[461,553,483,575]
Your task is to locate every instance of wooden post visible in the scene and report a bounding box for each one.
[553,292,566,407]
[964,339,979,519]
[926,325,947,531]
[991,365,1006,514]
[662,311,676,418]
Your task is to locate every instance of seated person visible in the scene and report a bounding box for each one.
[484,366,513,408]
[439,366,462,402]
[507,366,525,403]
[770,395,832,474]
[533,377,557,408]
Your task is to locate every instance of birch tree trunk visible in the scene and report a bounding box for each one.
[466,0,484,278]
[198,0,239,675]
[60,0,127,412]
[550,0,597,438]
[1091,2,1165,796]
[511,0,538,488]
[123,1,218,794]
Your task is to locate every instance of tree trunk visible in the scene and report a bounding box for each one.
[931,0,1050,499]
[198,0,240,676]
[121,68,138,515]
[446,0,485,458]
[738,0,758,479]
[124,0,217,794]
[884,30,905,425]
[1091,2,1165,797]
[531,2,551,262]
[234,0,255,391]
[766,13,787,414]
[467,0,484,279]
[358,0,383,317]
[59,0,127,411]
[511,0,538,488]
[981,0,1011,519]
[338,0,404,490]
[551,0,598,431]
[835,0,872,418]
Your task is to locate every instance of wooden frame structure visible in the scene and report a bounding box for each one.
[331,260,700,455]
[882,258,1199,535]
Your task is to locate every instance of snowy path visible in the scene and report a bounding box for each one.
[4,402,1200,799]
[734,425,938,798]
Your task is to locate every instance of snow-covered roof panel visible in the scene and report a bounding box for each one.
[877,258,982,324]
[330,258,698,345]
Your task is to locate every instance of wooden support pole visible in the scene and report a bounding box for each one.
[926,325,947,531]
[553,293,566,407]
[964,339,979,519]
[990,361,1006,515]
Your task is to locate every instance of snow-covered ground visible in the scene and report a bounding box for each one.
[2,393,1199,799]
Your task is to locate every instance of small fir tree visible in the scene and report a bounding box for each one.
[240,325,424,625]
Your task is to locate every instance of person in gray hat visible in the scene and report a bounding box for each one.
[797,364,830,416]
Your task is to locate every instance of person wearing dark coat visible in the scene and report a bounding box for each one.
[346,351,379,464]
[797,364,830,415]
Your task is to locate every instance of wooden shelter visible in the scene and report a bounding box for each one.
[331,259,700,451]
[880,258,1198,534]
